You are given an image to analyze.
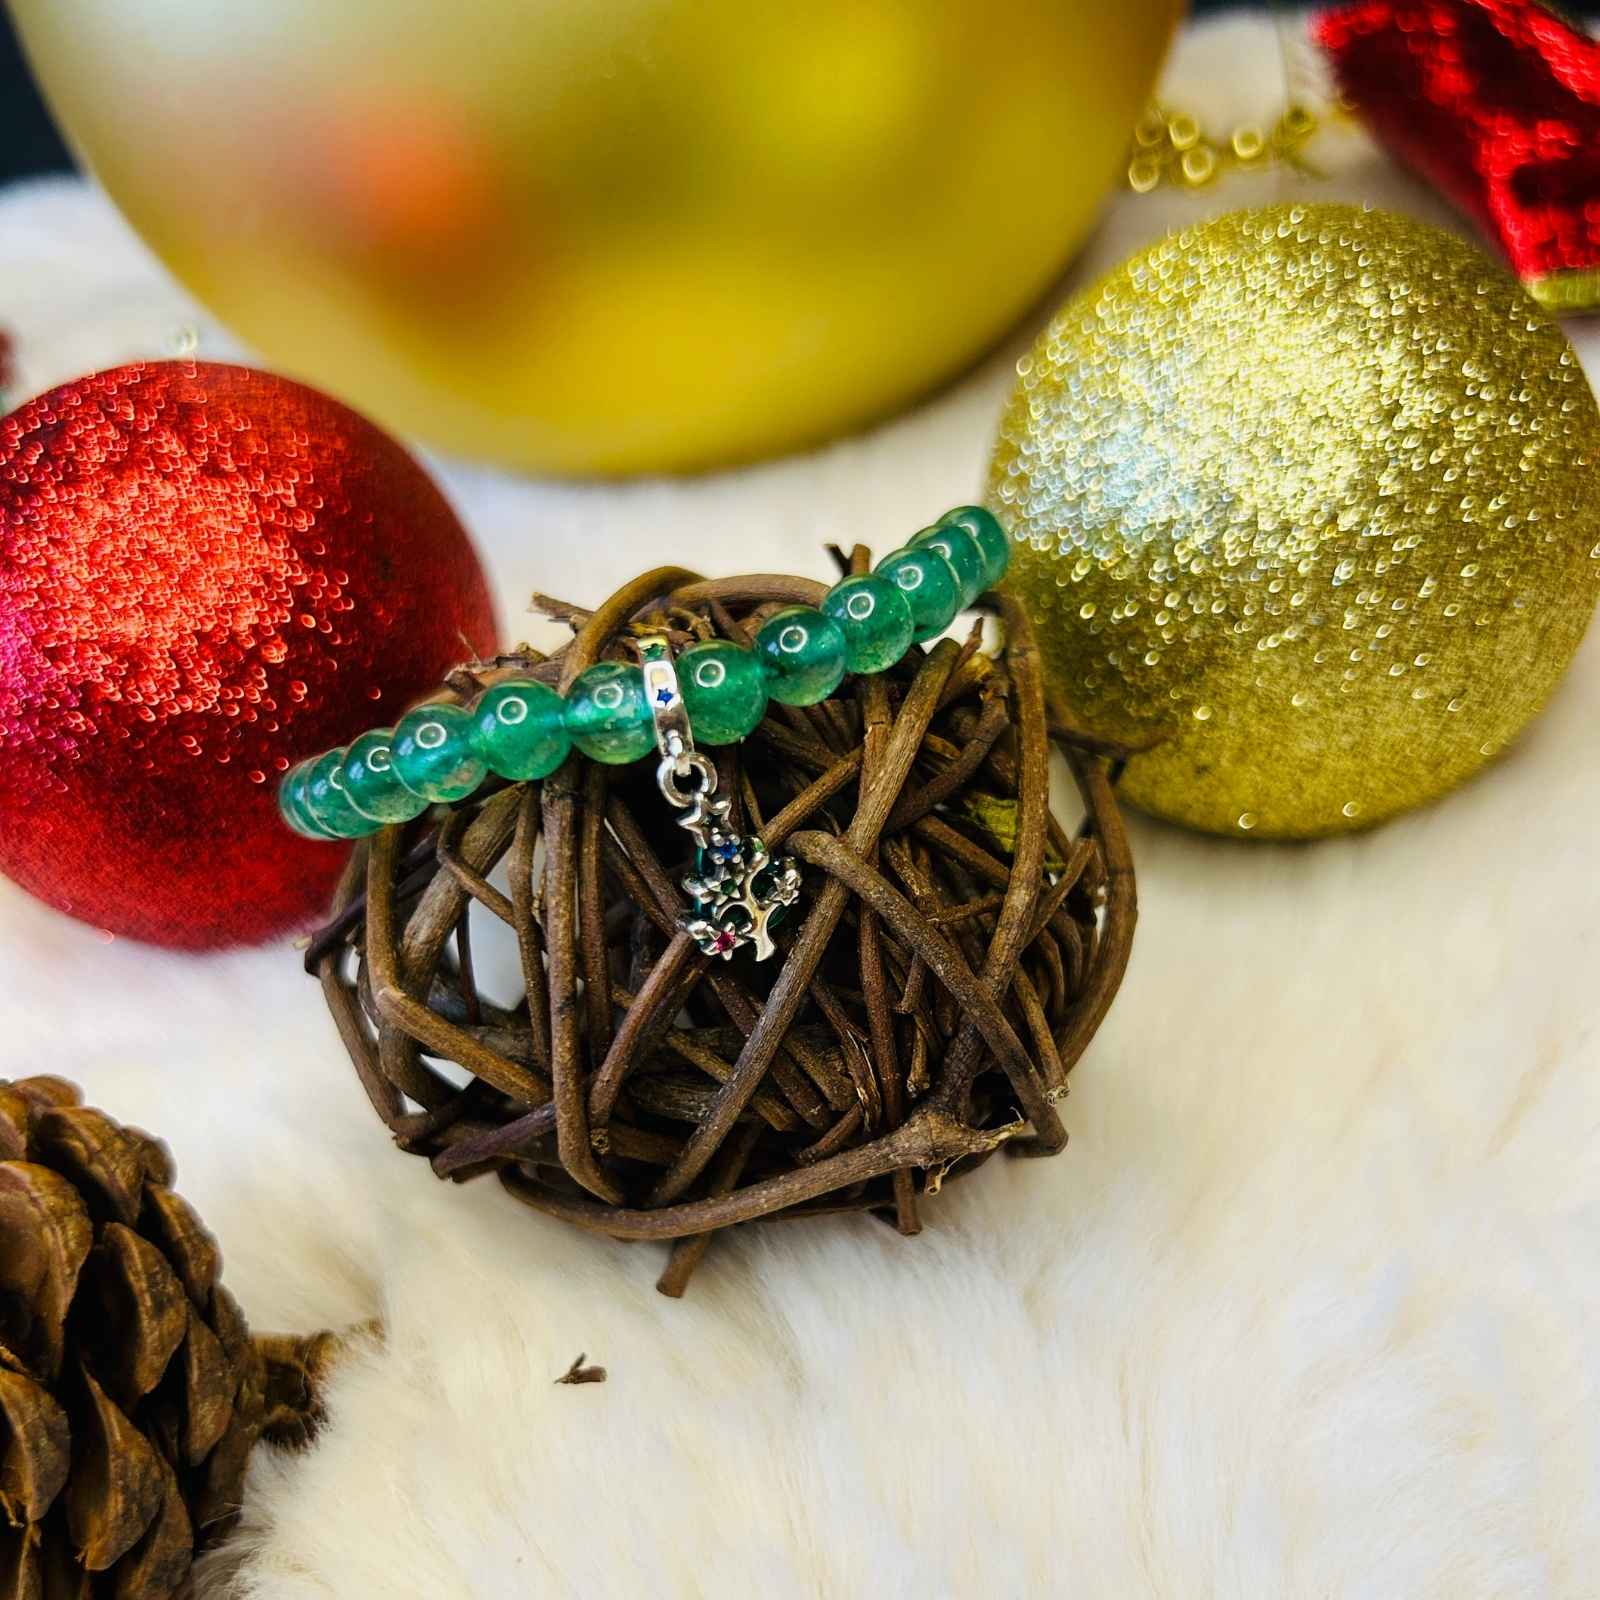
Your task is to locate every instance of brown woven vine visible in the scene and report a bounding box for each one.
[307,548,1136,1295]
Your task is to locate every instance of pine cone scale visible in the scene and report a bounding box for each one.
[0,1168,91,1384]
[0,1082,78,1165]
[0,1078,309,1598]
[0,1522,42,1600]
[81,1225,192,1413]
[29,1114,144,1232]
[64,1365,165,1571]
[0,1369,68,1527]
[185,1409,255,1543]
[172,1310,233,1467]
[109,1468,191,1600]
[138,1193,219,1309]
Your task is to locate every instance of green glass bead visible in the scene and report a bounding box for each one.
[874,546,962,642]
[471,679,571,779]
[391,703,487,802]
[911,521,986,605]
[753,606,848,706]
[820,573,915,674]
[302,748,382,838]
[679,641,768,745]
[563,661,654,764]
[939,504,1011,586]
[339,728,430,824]
[279,759,334,839]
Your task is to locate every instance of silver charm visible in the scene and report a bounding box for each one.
[639,635,801,962]
[680,821,801,962]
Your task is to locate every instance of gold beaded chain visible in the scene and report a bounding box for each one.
[1129,7,1330,195]
[1127,99,1323,193]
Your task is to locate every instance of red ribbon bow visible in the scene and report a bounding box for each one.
[1316,0,1600,310]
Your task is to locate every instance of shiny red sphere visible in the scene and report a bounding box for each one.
[0,361,497,947]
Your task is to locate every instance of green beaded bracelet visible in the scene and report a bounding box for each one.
[302,748,382,839]
[472,679,571,780]
[819,574,914,674]
[753,606,848,706]
[391,702,487,803]
[278,759,333,839]
[911,521,986,606]
[280,506,1012,849]
[874,545,963,641]
[679,640,768,744]
[564,661,656,764]
[939,504,1010,588]
[340,729,431,825]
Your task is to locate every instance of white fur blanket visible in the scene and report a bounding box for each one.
[2,13,1596,1597]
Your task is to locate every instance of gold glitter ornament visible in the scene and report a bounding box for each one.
[990,204,1600,838]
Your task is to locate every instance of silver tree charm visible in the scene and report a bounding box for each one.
[638,631,804,962]
[674,784,735,852]
[681,825,802,962]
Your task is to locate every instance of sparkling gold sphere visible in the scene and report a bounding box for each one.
[990,204,1600,838]
[11,0,1179,476]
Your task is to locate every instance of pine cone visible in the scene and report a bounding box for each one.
[0,1076,301,1598]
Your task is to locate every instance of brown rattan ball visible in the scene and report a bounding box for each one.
[308,555,1136,1295]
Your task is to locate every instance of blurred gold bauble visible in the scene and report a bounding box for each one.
[990,204,1600,838]
[12,0,1179,476]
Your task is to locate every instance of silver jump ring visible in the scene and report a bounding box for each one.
[658,750,717,808]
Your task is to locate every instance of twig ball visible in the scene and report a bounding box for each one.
[309,561,1135,1295]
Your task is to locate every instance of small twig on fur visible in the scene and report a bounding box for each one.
[555,1353,608,1386]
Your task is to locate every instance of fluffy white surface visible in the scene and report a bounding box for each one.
[3,13,1598,1596]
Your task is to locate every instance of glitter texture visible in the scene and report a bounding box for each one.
[989,204,1600,837]
[1318,0,1600,311]
[0,361,496,945]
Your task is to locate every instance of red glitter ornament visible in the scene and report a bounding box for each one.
[1317,0,1600,311]
[0,360,496,948]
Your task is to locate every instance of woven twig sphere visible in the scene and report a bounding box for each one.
[309,556,1136,1295]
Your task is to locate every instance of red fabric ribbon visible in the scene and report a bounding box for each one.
[1316,0,1600,310]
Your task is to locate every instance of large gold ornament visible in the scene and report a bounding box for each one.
[990,204,1600,838]
[12,0,1179,476]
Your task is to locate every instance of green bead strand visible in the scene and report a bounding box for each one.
[820,573,915,674]
[679,640,769,744]
[279,759,335,840]
[275,507,1007,844]
[874,545,962,642]
[339,728,430,824]
[754,606,848,705]
[911,522,986,605]
[563,661,655,764]
[939,504,1011,587]
[302,748,382,839]
[391,703,487,802]
[471,678,571,779]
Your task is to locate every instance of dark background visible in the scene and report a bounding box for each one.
[1,14,70,181]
